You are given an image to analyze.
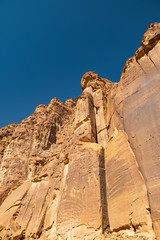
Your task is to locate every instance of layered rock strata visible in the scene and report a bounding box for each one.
[0,23,160,240]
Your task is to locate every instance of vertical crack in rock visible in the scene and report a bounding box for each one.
[80,72,112,234]
[136,59,147,75]
[99,147,109,233]
[1,22,160,239]
[94,109,98,144]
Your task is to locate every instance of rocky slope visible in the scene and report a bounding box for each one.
[0,23,160,240]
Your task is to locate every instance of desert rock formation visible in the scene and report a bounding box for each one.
[0,23,160,240]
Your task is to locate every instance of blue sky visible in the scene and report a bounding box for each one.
[0,0,160,127]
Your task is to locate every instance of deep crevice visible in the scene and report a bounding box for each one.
[95,120,98,144]
[99,147,110,233]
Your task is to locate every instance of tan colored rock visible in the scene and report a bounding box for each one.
[141,22,160,47]
[81,71,112,91]
[0,97,75,205]
[0,97,76,239]
[0,123,18,205]
[105,130,153,235]
[113,23,160,237]
[82,73,114,147]
[0,22,160,240]
[74,92,96,142]
[56,142,108,239]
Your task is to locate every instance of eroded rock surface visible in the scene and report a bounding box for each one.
[0,23,160,240]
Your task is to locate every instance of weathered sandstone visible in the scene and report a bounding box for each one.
[0,23,160,240]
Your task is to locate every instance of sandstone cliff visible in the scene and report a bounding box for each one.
[0,23,160,240]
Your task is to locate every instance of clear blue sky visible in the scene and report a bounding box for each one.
[0,0,160,127]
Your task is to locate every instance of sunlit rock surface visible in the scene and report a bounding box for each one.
[0,23,160,240]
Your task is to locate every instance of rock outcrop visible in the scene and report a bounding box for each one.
[0,23,160,240]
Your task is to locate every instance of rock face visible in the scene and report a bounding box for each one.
[0,23,160,240]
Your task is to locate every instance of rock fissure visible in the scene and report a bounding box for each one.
[0,22,160,240]
[136,59,147,75]
[146,52,160,72]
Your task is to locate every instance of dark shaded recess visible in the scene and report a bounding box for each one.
[95,116,98,144]
[42,125,57,150]
[136,34,160,60]
[99,147,110,232]
[48,125,57,145]
[0,187,11,206]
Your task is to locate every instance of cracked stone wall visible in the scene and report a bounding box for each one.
[0,23,160,240]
